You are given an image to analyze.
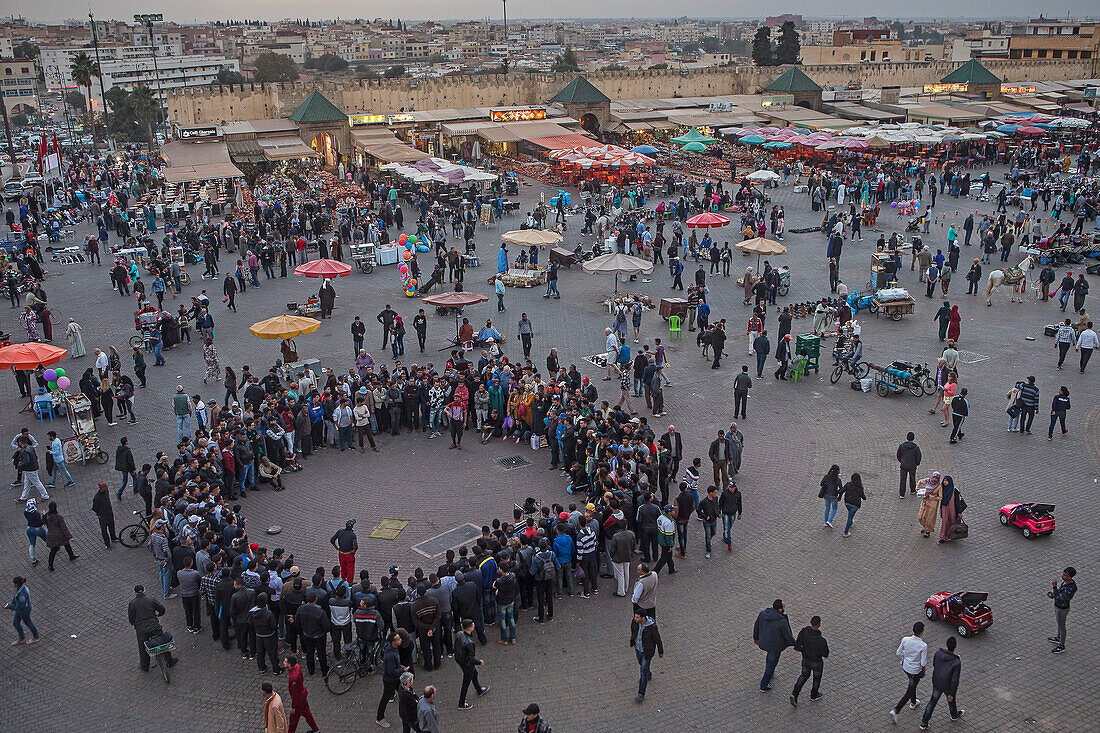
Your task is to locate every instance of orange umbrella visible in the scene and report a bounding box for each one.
[0,342,68,369]
[294,258,353,278]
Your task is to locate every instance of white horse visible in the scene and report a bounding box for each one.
[986,254,1034,306]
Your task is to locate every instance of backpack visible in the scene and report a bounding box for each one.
[954,490,967,515]
[535,551,556,581]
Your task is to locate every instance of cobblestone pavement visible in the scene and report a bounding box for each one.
[1,166,1095,733]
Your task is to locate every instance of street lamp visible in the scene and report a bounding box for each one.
[89,11,114,150]
[134,13,167,147]
[46,65,79,156]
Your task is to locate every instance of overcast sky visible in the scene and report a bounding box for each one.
[24,1,1098,24]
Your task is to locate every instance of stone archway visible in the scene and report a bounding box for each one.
[580,113,601,135]
[311,132,338,168]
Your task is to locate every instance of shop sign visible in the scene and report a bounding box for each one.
[490,107,547,122]
[761,94,794,108]
[387,113,415,124]
[349,114,386,125]
[175,125,219,140]
[1000,84,1036,96]
[923,83,967,94]
[833,89,864,101]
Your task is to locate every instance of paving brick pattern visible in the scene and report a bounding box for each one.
[0,166,1093,732]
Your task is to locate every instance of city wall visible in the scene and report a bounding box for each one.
[167,58,1099,126]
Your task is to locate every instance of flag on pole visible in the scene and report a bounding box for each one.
[37,135,47,173]
[52,133,61,155]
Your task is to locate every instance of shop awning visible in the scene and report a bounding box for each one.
[527,133,597,150]
[441,121,494,137]
[226,139,265,164]
[258,136,318,161]
[500,121,575,138]
[648,120,677,130]
[478,126,522,143]
[351,129,431,162]
[625,121,653,131]
[160,140,244,182]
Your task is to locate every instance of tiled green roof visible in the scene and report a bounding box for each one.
[941,59,1001,86]
[550,76,610,104]
[288,90,347,123]
[764,66,823,93]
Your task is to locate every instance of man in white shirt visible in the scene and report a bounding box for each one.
[1074,322,1097,373]
[891,622,929,724]
[94,348,109,379]
[605,327,618,381]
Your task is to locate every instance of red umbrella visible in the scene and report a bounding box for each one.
[685,212,731,228]
[421,292,489,307]
[294,258,353,278]
[0,342,68,369]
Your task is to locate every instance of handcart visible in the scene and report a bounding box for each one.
[61,393,109,464]
[349,243,376,274]
[868,363,924,398]
[872,296,915,321]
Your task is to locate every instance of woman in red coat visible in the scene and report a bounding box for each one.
[946,305,961,343]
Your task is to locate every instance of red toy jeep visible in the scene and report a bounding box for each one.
[925,591,992,638]
[998,503,1055,539]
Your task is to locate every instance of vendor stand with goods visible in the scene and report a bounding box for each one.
[249,314,322,378]
[495,229,561,287]
[63,392,109,464]
[871,287,916,322]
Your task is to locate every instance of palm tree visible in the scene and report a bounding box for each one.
[70,51,100,142]
[128,85,159,150]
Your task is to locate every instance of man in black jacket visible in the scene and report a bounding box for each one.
[91,480,117,548]
[949,388,969,444]
[134,464,153,515]
[127,584,178,671]
[410,583,442,670]
[215,569,235,651]
[451,571,486,645]
[920,636,964,728]
[230,578,256,659]
[114,437,136,499]
[281,575,307,653]
[790,615,829,706]
[250,592,280,674]
[753,598,796,692]
[296,594,331,679]
[454,619,489,709]
[657,426,683,480]
[896,432,922,497]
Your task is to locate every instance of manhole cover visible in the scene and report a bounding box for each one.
[956,350,989,364]
[497,455,531,470]
[369,518,410,540]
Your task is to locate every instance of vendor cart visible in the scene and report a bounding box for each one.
[872,296,915,321]
[61,393,109,464]
[349,243,376,274]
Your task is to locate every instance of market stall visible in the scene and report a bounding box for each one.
[582,252,655,293]
[249,314,321,367]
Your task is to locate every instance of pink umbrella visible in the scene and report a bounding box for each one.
[845,139,870,150]
[1017,126,1045,136]
[685,212,731,228]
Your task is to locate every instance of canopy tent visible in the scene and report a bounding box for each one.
[670,128,717,144]
[685,212,731,228]
[736,237,788,269]
[681,142,708,152]
[249,315,321,339]
[160,140,243,183]
[746,170,781,182]
[501,229,564,246]
[0,342,67,369]
[422,291,490,341]
[381,157,497,184]
[294,259,353,278]
[582,253,654,293]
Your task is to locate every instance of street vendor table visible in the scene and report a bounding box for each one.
[497,267,547,288]
[659,298,688,320]
[376,246,400,266]
[550,247,576,268]
[872,297,915,321]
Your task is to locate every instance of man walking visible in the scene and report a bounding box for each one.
[896,432,922,497]
[517,313,534,359]
[1075,321,1097,373]
[709,431,730,491]
[733,366,752,419]
[753,598,795,692]
[790,615,828,706]
[698,485,719,559]
[719,482,742,551]
[351,316,365,357]
[455,619,489,710]
[919,637,964,729]
[949,388,969,444]
[91,481,117,548]
[44,430,73,488]
[753,331,770,378]
[1048,566,1077,654]
[1054,319,1076,369]
[377,304,396,349]
[330,519,358,583]
[890,621,928,724]
[630,611,664,703]
[284,655,320,733]
[609,522,635,596]
[115,437,137,499]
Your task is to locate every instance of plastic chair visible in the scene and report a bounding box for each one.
[669,315,682,340]
[33,399,54,423]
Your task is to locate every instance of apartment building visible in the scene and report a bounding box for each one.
[0,56,38,114]
[1008,17,1098,59]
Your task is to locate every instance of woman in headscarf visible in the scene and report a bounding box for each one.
[24,497,47,565]
[44,501,78,571]
[946,305,961,343]
[938,475,958,543]
[79,368,102,418]
[202,337,220,385]
[65,318,86,357]
[917,471,942,538]
[21,306,39,341]
[318,277,336,320]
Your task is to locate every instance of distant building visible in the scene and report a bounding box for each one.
[1008,17,1098,60]
[765,15,804,29]
[0,56,38,114]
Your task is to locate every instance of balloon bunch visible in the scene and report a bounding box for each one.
[43,367,70,391]
[398,233,418,297]
[892,199,920,216]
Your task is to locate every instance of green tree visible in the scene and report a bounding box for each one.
[551,47,580,73]
[252,51,299,83]
[648,63,668,70]
[384,65,406,78]
[315,53,348,72]
[64,90,86,111]
[357,66,380,80]
[128,85,160,149]
[599,63,626,71]
[70,52,101,143]
[216,68,245,85]
[14,41,40,59]
[752,27,774,67]
[428,52,446,65]
[700,36,723,54]
[775,21,801,65]
[681,42,700,57]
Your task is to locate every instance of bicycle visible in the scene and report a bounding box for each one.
[830,357,870,384]
[325,639,381,695]
[145,637,177,683]
[119,509,152,548]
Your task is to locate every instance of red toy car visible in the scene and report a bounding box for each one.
[924,591,992,637]
[998,503,1055,539]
